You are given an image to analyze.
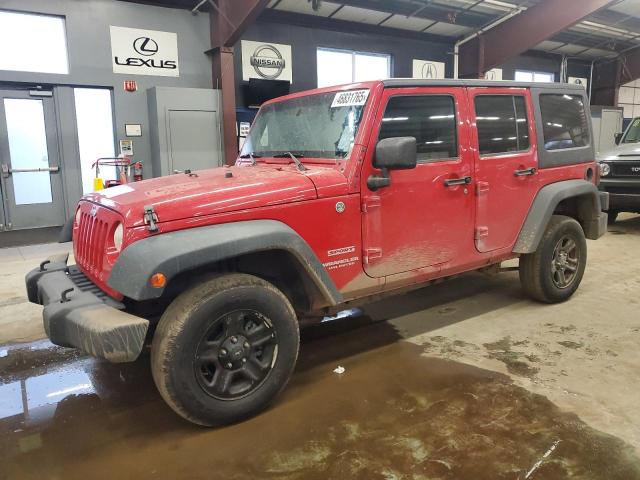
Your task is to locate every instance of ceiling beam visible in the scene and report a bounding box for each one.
[458,0,616,78]
[591,45,640,106]
[210,0,270,48]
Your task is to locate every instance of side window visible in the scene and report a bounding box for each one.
[378,95,458,162]
[475,95,530,155]
[539,94,590,150]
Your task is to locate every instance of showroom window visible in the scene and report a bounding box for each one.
[74,88,116,194]
[317,48,390,88]
[475,95,530,155]
[514,69,554,83]
[0,11,69,74]
[539,94,590,150]
[378,95,458,162]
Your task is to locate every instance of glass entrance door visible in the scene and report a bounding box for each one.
[0,89,66,231]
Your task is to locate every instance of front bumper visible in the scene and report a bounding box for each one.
[587,191,609,239]
[25,254,149,363]
[599,179,640,211]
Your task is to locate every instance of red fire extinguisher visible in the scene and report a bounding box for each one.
[133,161,143,182]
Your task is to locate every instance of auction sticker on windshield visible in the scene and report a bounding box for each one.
[331,89,369,108]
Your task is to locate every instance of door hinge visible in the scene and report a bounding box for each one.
[364,248,382,264]
[361,196,381,213]
[475,226,489,239]
[476,181,489,196]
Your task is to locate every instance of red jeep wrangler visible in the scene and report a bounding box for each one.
[26,80,608,426]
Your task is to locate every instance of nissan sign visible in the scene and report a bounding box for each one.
[250,45,286,79]
[242,40,292,83]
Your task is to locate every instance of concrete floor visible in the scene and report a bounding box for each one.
[1,214,640,479]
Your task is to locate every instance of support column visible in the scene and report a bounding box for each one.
[211,46,237,165]
[208,0,269,165]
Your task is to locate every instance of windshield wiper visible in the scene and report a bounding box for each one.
[239,152,262,165]
[273,152,308,172]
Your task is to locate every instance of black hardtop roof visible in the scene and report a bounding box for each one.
[382,78,586,92]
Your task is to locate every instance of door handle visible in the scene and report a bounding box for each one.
[1,164,59,176]
[444,176,472,187]
[514,167,537,177]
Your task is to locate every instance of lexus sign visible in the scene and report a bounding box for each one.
[241,40,292,83]
[110,26,179,77]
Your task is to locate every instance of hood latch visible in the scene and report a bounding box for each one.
[143,205,159,233]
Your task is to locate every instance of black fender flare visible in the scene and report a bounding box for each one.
[107,219,343,306]
[513,179,606,254]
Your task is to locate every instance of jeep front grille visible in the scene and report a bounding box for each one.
[75,209,109,276]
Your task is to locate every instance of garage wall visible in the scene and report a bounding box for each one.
[234,17,453,107]
[0,0,212,186]
[234,17,593,108]
[500,52,592,83]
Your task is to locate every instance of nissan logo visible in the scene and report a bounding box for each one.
[133,37,159,56]
[250,44,285,80]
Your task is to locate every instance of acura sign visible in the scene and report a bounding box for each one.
[241,40,292,83]
[110,26,179,77]
[412,59,445,79]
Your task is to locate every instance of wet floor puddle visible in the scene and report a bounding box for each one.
[1,322,639,480]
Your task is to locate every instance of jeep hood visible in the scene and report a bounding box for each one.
[598,142,640,161]
[85,165,326,227]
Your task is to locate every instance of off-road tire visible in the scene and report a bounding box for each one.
[151,273,299,426]
[607,210,619,224]
[519,215,587,304]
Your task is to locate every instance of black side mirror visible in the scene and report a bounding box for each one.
[615,132,623,145]
[367,137,417,191]
[374,137,418,170]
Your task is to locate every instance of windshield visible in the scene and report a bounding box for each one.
[240,89,369,160]
[622,117,640,143]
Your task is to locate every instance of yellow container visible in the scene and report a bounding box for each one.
[93,177,104,191]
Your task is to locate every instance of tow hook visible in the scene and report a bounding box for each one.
[143,205,159,233]
[60,288,74,303]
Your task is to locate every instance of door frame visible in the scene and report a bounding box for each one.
[0,88,67,231]
[359,86,477,279]
[165,108,222,173]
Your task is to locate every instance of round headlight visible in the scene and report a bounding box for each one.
[113,223,124,252]
[75,208,82,226]
[599,162,611,177]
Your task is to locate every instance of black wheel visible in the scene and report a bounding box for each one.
[607,210,619,224]
[151,273,299,426]
[519,215,587,304]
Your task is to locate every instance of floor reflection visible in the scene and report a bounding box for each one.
[1,322,639,480]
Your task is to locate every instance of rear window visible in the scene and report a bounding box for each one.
[474,95,530,155]
[539,94,590,150]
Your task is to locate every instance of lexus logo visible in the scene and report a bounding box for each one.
[114,35,176,70]
[250,44,285,80]
[421,62,437,79]
[133,37,158,56]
